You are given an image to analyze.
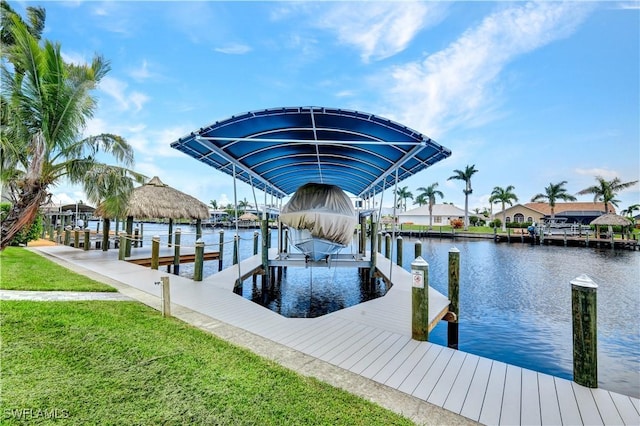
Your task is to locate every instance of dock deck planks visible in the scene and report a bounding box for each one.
[35,245,640,425]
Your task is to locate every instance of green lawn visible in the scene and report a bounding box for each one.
[0,247,413,425]
[0,247,116,291]
[1,301,413,425]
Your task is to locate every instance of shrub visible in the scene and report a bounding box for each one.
[489,218,502,228]
[450,218,464,229]
[507,222,533,229]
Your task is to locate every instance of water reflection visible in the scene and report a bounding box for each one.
[242,266,387,318]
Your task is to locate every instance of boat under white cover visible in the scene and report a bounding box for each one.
[280,183,357,261]
[286,229,345,261]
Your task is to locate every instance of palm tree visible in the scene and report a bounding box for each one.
[621,204,640,218]
[209,199,218,210]
[416,183,444,229]
[84,165,144,250]
[489,185,518,231]
[530,181,577,219]
[0,13,142,249]
[577,176,638,214]
[1,1,46,57]
[414,194,427,206]
[395,186,413,212]
[238,198,250,214]
[448,164,478,230]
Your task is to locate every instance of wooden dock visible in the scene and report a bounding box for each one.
[494,233,639,250]
[34,245,640,425]
[126,251,220,267]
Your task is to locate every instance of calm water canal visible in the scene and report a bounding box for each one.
[122,223,640,398]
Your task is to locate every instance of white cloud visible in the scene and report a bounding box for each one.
[379,2,594,136]
[315,2,446,62]
[130,60,155,81]
[129,92,150,113]
[50,192,76,206]
[120,125,193,160]
[84,116,174,160]
[574,168,622,180]
[61,50,88,66]
[99,76,149,113]
[90,2,133,36]
[83,117,108,138]
[136,162,163,180]
[335,90,355,98]
[615,2,640,10]
[218,194,230,207]
[99,77,128,109]
[214,43,252,55]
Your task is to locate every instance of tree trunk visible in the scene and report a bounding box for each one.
[464,194,469,231]
[429,204,433,229]
[1,182,47,250]
[502,202,507,232]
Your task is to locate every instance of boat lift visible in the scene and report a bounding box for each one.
[170,106,452,282]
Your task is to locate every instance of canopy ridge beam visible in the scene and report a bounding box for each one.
[196,136,424,146]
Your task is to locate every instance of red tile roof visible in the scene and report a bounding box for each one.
[524,202,614,215]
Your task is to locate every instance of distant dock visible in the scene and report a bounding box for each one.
[387,228,639,251]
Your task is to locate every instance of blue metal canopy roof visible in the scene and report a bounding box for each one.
[170,106,451,199]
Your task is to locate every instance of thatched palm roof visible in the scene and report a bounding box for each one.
[97,176,209,220]
[590,213,631,226]
[239,212,259,221]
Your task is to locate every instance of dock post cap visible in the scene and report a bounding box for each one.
[411,256,429,266]
[570,274,598,289]
[152,235,160,239]
[175,227,181,232]
[196,238,205,244]
[449,247,460,253]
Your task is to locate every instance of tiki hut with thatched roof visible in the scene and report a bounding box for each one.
[120,176,209,220]
[239,212,259,221]
[96,176,209,255]
[590,213,633,239]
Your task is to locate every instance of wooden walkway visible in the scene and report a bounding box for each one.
[34,245,640,425]
[127,251,220,267]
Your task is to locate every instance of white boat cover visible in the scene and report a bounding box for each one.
[280,183,357,246]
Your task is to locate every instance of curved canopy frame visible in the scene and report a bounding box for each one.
[171,106,451,199]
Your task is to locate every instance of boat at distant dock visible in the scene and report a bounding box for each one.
[541,217,592,235]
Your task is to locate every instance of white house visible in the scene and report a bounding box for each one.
[397,204,466,226]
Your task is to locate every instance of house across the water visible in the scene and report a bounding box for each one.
[494,202,612,226]
[397,204,467,226]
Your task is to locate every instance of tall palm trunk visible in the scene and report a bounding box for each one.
[464,193,469,231]
[1,132,48,249]
[429,203,433,229]
[1,182,48,248]
[501,202,507,232]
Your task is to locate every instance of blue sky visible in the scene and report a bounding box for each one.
[15,1,640,212]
